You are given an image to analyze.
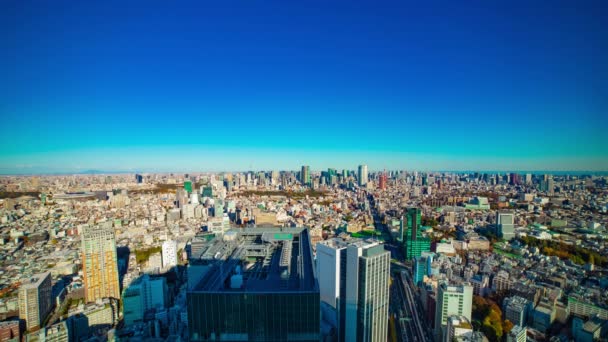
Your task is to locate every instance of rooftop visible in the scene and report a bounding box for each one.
[188,227,317,293]
[20,271,50,289]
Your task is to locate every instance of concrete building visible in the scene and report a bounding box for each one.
[434,282,473,342]
[19,272,52,331]
[503,296,531,327]
[26,320,69,342]
[81,224,120,302]
[344,240,390,342]
[162,240,178,269]
[531,303,555,333]
[506,325,527,342]
[187,227,320,341]
[572,315,608,342]
[317,238,390,342]
[0,320,20,342]
[496,212,515,241]
[445,315,473,342]
[358,165,368,187]
[122,274,168,326]
[301,165,311,186]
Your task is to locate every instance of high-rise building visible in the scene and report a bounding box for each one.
[506,325,527,342]
[413,254,433,286]
[357,165,368,187]
[122,274,168,326]
[509,173,520,186]
[184,180,193,193]
[503,296,531,327]
[344,240,390,342]
[18,272,52,331]
[187,227,320,341]
[317,239,390,342]
[496,212,515,241]
[317,239,348,341]
[162,240,178,269]
[434,282,473,341]
[81,224,120,303]
[378,172,387,190]
[175,188,189,208]
[403,208,431,260]
[301,165,311,187]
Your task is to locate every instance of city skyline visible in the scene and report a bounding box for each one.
[1,1,607,173]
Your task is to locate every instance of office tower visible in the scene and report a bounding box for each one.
[509,173,520,186]
[184,180,193,193]
[547,176,555,195]
[81,224,120,303]
[496,212,515,241]
[214,200,224,218]
[162,240,178,269]
[525,173,532,185]
[317,239,348,341]
[378,172,387,190]
[175,188,188,208]
[187,227,320,341]
[413,254,432,286]
[327,168,337,186]
[122,274,168,326]
[403,208,431,260]
[301,165,311,186]
[434,282,473,341]
[445,315,473,342]
[135,174,143,184]
[506,325,527,342]
[271,170,279,185]
[317,239,391,341]
[357,165,368,186]
[344,240,390,342]
[18,272,52,331]
[201,185,213,198]
[503,296,531,327]
[0,320,20,341]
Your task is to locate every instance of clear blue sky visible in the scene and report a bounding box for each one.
[1,0,607,173]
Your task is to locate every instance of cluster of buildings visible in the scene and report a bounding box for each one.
[0,168,606,341]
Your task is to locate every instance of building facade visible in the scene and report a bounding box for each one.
[19,272,52,331]
[434,283,473,342]
[81,224,120,302]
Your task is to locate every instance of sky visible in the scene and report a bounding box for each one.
[1,0,607,173]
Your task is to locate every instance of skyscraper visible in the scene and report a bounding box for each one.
[81,224,120,303]
[318,239,390,342]
[403,208,431,260]
[357,164,368,187]
[378,172,387,190]
[18,272,52,331]
[162,240,178,269]
[496,212,515,241]
[434,282,473,341]
[345,240,390,342]
[184,180,193,193]
[301,165,311,187]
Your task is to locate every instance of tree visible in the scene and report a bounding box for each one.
[502,319,514,335]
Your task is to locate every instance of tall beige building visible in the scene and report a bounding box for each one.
[19,271,52,331]
[82,224,120,302]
